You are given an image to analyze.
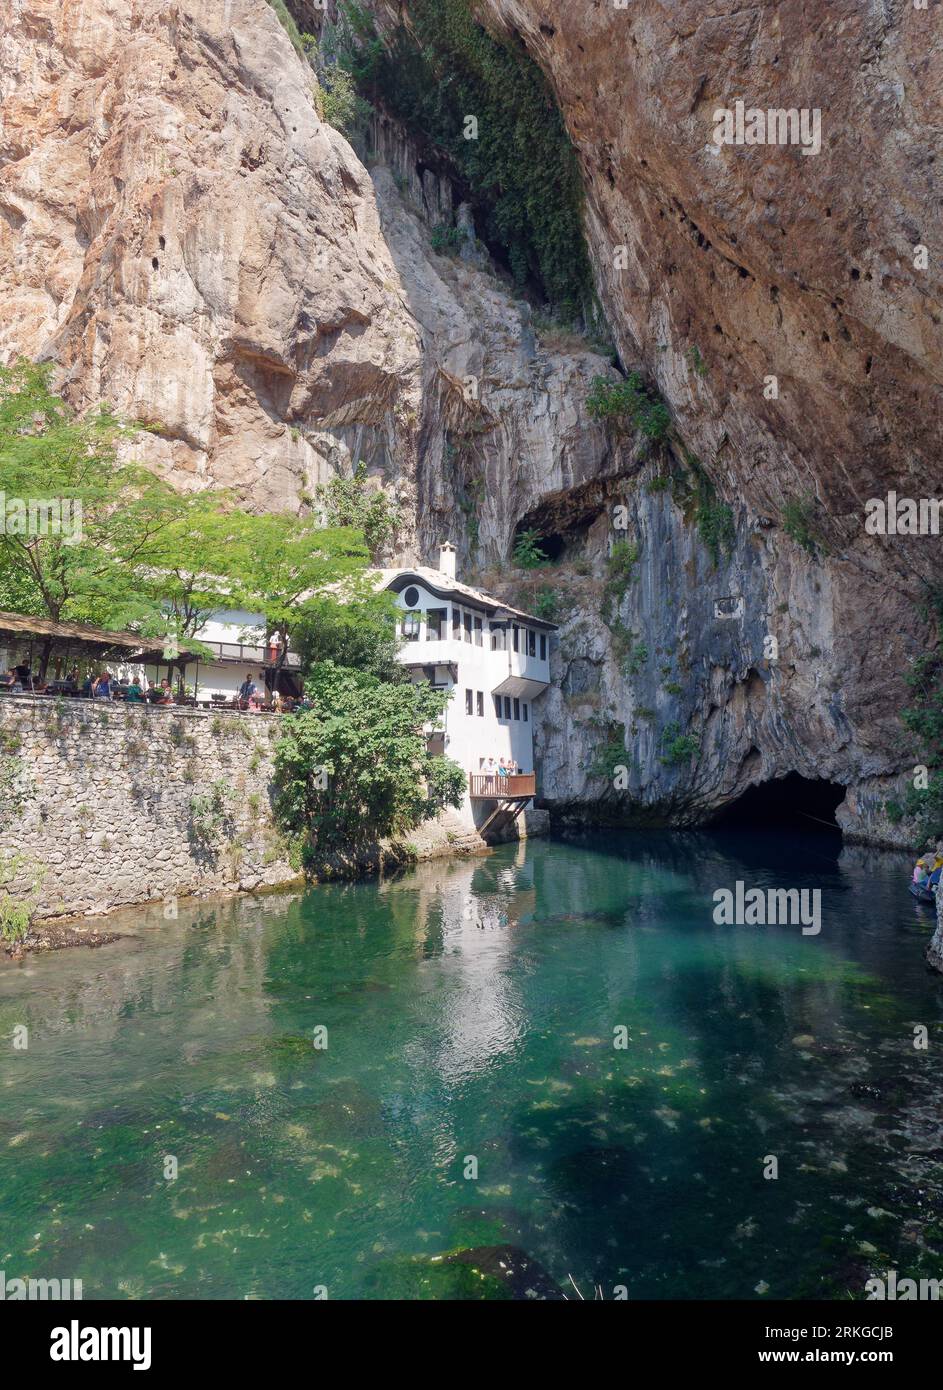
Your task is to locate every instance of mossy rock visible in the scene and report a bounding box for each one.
[363,1244,564,1300]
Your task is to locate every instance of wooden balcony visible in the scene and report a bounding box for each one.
[469,773,536,800]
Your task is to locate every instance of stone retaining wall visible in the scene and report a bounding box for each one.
[0,697,298,919]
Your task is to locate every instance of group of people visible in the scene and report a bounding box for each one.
[912,851,943,893]
[236,673,304,713]
[1,660,306,712]
[480,755,525,777]
[88,672,175,703]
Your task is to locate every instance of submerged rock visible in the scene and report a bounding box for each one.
[364,1244,564,1300]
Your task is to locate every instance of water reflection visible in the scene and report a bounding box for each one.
[0,831,940,1300]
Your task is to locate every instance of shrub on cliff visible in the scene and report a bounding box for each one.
[315,463,399,559]
[586,374,671,443]
[512,529,548,569]
[272,660,465,856]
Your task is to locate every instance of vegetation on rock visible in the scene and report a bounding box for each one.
[315,463,400,559]
[332,0,595,320]
[659,722,701,768]
[586,373,671,443]
[512,529,548,569]
[887,588,943,842]
[782,492,826,557]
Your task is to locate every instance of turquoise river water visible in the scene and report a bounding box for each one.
[1,829,941,1300]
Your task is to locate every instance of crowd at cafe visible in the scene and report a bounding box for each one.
[0,660,308,713]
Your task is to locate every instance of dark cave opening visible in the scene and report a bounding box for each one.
[511,519,569,564]
[534,532,566,562]
[712,772,845,833]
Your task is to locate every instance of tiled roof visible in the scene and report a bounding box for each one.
[376,567,557,630]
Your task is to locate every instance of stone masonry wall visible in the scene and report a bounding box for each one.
[0,697,298,920]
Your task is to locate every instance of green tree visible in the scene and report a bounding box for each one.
[222,513,371,683]
[292,589,405,683]
[0,362,209,674]
[134,494,248,666]
[273,660,465,855]
[316,463,399,559]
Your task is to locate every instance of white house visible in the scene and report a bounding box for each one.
[378,543,556,833]
[141,608,303,703]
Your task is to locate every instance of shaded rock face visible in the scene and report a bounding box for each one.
[929,890,943,975]
[367,140,628,572]
[376,0,941,839]
[474,0,943,528]
[0,0,939,850]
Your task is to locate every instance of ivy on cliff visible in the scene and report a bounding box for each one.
[334,0,595,319]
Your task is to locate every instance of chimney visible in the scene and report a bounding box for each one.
[438,541,457,581]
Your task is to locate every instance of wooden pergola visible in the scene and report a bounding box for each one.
[0,610,164,686]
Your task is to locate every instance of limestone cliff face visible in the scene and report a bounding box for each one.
[0,0,619,558]
[1,0,940,852]
[362,0,942,841]
[0,0,423,523]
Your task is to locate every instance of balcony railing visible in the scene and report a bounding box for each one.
[199,640,301,668]
[469,773,536,800]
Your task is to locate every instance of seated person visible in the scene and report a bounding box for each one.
[91,671,113,700]
[913,857,930,886]
[929,858,943,889]
[0,669,22,692]
[124,678,146,703]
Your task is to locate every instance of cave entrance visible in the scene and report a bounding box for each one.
[713,773,845,833]
[512,519,567,563]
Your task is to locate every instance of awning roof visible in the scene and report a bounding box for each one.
[0,609,149,649]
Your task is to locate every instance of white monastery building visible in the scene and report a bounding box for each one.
[378,543,557,833]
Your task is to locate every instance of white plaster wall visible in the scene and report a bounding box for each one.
[390,580,551,821]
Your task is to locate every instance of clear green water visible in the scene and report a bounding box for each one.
[1,830,942,1300]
